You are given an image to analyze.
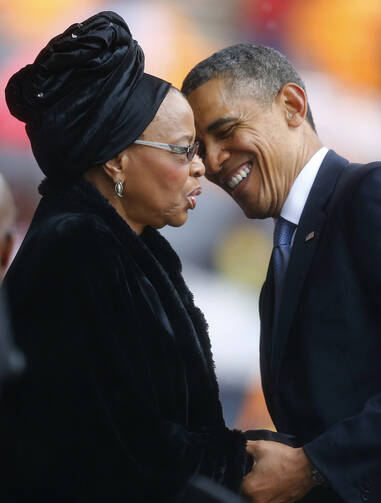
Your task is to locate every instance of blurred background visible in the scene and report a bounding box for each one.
[0,0,380,429]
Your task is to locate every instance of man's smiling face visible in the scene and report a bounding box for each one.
[187,77,299,219]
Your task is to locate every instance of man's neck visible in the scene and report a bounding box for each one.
[280,144,329,225]
[294,133,323,181]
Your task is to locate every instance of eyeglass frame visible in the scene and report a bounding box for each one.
[134,139,199,162]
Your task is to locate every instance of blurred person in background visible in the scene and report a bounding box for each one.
[183,44,381,503]
[0,289,25,388]
[0,11,257,501]
[0,173,16,282]
[0,173,24,387]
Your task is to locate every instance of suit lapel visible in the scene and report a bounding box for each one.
[260,252,275,358]
[259,252,279,417]
[270,151,349,389]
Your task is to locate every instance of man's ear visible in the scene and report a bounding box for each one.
[278,83,307,128]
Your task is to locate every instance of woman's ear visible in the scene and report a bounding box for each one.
[102,149,129,183]
[279,83,307,128]
[103,156,123,183]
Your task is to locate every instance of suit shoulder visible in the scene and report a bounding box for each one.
[337,163,381,241]
[346,162,381,200]
[326,161,381,239]
[334,161,381,205]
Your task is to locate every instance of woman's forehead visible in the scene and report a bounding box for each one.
[144,91,195,141]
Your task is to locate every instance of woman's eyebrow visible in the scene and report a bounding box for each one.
[173,134,194,144]
[207,116,238,133]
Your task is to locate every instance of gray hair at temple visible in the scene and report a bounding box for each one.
[181,43,316,132]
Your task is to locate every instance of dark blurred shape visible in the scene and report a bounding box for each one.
[181,475,245,503]
[0,288,25,382]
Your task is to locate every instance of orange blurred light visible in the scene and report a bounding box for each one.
[0,0,102,42]
[287,0,381,90]
[235,383,274,431]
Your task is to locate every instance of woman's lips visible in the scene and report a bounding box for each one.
[187,186,202,210]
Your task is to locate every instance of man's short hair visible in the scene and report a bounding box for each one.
[182,43,316,132]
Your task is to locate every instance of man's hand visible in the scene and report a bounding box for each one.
[242,440,316,503]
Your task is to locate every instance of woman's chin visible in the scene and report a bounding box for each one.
[167,211,188,228]
[151,209,189,229]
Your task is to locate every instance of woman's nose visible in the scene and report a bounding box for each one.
[190,154,205,177]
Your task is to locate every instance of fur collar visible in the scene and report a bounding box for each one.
[38,177,182,277]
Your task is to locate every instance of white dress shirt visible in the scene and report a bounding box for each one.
[280,147,329,226]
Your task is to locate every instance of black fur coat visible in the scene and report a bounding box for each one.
[0,179,248,501]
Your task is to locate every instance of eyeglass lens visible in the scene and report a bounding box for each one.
[187,141,199,161]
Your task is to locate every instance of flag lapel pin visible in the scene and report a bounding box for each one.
[305,231,315,242]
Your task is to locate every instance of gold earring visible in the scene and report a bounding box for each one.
[115,180,124,198]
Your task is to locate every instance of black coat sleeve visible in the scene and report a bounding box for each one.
[303,165,381,503]
[2,216,248,501]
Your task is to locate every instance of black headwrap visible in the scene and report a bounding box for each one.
[5,11,171,181]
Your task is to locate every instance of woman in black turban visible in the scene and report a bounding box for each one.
[0,11,252,502]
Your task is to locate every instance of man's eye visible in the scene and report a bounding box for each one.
[217,125,235,139]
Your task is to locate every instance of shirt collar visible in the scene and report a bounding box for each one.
[280,146,329,225]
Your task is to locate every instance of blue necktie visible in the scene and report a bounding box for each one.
[273,217,297,314]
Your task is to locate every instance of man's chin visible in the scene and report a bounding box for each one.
[238,200,268,220]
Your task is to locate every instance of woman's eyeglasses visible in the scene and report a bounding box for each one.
[134,140,199,162]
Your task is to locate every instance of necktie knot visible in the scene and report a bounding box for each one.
[274,217,297,247]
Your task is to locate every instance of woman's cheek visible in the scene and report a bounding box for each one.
[162,164,188,183]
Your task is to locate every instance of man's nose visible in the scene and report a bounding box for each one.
[204,143,229,181]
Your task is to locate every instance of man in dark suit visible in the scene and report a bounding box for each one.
[182,44,381,503]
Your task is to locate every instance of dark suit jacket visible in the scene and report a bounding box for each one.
[260,150,381,503]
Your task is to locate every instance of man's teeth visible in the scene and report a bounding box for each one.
[227,165,252,190]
